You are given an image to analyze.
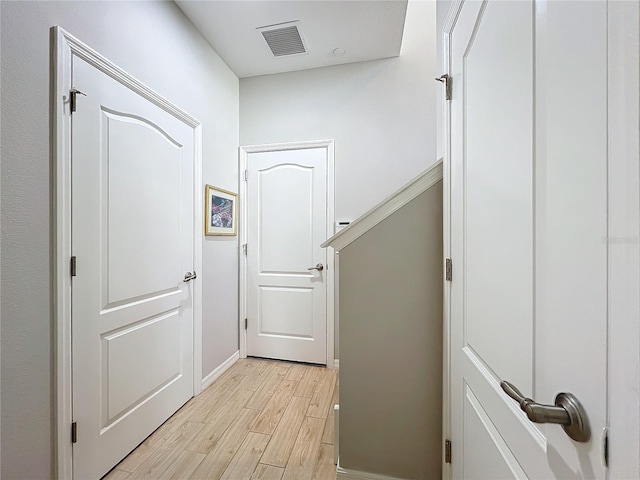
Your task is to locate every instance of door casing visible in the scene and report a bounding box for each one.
[52,26,203,479]
[239,140,336,368]
[440,1,640,478]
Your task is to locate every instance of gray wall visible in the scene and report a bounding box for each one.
[339,181,443,479]
[0,2,239,478]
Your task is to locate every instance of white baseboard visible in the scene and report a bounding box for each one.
[334,359,340,369]
[336,462,410,480]
[201,350,239,391]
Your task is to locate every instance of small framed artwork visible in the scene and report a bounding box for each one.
[205,185,238,236]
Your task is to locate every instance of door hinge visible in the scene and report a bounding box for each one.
[70,256,77,277]
[435,74,452,101]
[243,243,248,255]
[602,427,609,468]
[445,258,452,281]
[69,88,86,114]
[244,170,248,181]
[244,318,248,330]
[445,439,452,464]
[71,422,77,443]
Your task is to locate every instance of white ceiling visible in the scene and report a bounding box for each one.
[174,1,408,78]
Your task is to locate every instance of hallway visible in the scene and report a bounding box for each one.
[103,358,338,480]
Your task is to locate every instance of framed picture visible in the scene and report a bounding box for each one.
[204,185,238,236]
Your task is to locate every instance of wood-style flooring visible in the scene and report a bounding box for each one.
[103,358,338,480]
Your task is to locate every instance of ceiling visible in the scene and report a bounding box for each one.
[174,1,408,78]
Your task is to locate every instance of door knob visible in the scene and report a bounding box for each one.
[307,263,324,272]
[500,380,590,442]
[183,271,197,282]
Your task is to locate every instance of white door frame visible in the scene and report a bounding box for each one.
[239,140,336,368]
[440,3,458,477]
[607,2,640,478]
[441,1,640,477]
[52,27,203,479]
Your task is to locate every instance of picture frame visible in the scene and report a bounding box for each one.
[204,185,238,236]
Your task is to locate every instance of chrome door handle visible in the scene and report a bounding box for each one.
[500,381,590,442]
[183,271,197,282]
[307,263,324,272]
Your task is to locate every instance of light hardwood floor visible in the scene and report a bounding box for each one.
[103,358,338,480]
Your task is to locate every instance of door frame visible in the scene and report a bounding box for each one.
[52,27,203,479]
[441,1,640,477]
[440,2,458,477]
[238,140,336,367]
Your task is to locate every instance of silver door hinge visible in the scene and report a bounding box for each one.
[445,439,452,463]
[244,170,248,181]
[435,74,452,101]
[69,88,86,113]
[243,243,247,255]
[71,256,77,277]
[445,258,452,281]
[244,318,248,330]
[71,422,77,443]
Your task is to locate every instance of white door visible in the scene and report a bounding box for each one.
[246,147,329,365]
[448,1,607,478]
[71,57,195,479]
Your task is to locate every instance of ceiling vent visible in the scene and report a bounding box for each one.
[258,21,307,57]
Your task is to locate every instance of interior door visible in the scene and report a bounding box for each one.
[246,147,328,365]
[71,57,195,479]
[448,1,607,478]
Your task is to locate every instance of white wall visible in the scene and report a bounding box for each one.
[0,2,239,478]
[240,0,438,223]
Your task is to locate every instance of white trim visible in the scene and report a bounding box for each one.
[52,25,74,480]
[201,351,240,391]
[53,26,203,479]
[607,2,640,478]
[239,140,336,367]
[322,160,443,251]
[336,463,410,480]
[440,3,461,479]
[333,359,340,369]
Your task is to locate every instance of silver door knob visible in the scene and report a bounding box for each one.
[500,381,590,442]
[307,263,324,272]
[183,271,197,282]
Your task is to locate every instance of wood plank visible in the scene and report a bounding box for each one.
[246,364,289,410]
[128,422,205,479]
[294,367,324,398]
[321,377,339,445]
[312,443,336,480]
[188,389,255,454]
[307,369,336,418]
[219,432,270,480]
[252,464,285,480]
[204,388,254,424]
[188,408,260,479]
[282,416,325,480]
[116,416,203,473]
[239,360,275,391]
[285,363,307,382]
[260,396,310,467]
[185,370,248,423]
[157,451,205,480]
[251,379,298,435]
